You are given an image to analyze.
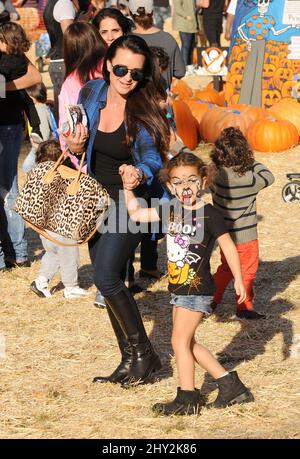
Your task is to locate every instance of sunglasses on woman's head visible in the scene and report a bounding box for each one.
[112,64,144,81]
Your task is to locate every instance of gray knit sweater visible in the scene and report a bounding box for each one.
[211,162,275,244]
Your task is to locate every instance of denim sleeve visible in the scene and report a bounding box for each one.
[134,127,163,186]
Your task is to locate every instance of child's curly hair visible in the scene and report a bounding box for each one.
[160,150,216,187]
[210,127,254,176]
[36,140,61,164]
[0,22,30,54]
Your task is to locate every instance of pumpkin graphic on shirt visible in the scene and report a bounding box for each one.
[167,234,201,285]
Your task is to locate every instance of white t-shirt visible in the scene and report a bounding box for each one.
[53,0,76,22]
[227,0,237,16]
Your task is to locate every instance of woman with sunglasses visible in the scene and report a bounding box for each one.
[63,34,170,387]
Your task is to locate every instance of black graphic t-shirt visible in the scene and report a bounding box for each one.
[157,201,228,296]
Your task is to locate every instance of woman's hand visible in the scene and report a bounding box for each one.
[119,164,141,190]
[62,123,89,155]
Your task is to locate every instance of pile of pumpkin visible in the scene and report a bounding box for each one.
[172,79,300,153]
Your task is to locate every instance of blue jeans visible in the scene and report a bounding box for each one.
[0,124,28,268]
[179,31,196,66]
[22,147,37,173]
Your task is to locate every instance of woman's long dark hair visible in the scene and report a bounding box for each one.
[63,21,106,85]
[92,7,133,35]
[102,35,170,162]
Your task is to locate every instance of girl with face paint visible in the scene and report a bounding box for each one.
[121,151,254,416]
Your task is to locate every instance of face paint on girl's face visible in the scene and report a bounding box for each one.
[168,165,203,207]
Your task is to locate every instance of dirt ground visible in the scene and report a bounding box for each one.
[0,70,300,438]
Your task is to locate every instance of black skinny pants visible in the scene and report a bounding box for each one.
[88,201,142,297]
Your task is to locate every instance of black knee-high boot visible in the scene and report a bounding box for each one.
[104,288,162,386]
[93,305,132,384]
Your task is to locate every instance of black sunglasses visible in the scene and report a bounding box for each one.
[112,64,144,82]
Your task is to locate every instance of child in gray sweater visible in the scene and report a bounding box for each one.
[210,127,275,320]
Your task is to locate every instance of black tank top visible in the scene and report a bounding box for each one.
[91,122,133,202]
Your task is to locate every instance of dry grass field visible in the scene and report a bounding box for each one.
[0,138,299,439]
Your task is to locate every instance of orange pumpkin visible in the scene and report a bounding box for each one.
[264,55,279,67]
[231,45,243,60]
[230,94,240,105]
[237,50,248,62]
[262,88,281,108]
[272,67,294,90]
[193,88,220,105]
[230,61,246,75]
[229,73,243,91]
[199,108,253,144]
[278,51,287,61]
[268,100,300,135]
[224,81,235,105]
[292,60,300,73]
[281,80,298,98]
[247,117,299,152]
[172,79,193,100]
[186,100,217,123]
[263,63,276,79]
[173,100,199,150]
[279,58,293,68]
[230,104,266,122]
[205,81,230,106]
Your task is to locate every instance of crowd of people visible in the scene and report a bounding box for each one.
[0,0,275,416]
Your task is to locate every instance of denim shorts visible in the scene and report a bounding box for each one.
[170,294,213,316]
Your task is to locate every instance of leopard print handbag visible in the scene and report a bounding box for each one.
[15,150,110,245]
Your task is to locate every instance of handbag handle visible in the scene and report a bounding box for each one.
[42,147,86,195]
[25,220,99,246]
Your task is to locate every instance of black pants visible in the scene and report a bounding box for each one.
[89,201,142,296]
[126,234,159,282]
[203,13,223,46]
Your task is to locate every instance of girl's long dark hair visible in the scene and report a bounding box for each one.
[210,127,254,175]
[92,7,133,34]
[63,21,106,85]
[102,35,170,162]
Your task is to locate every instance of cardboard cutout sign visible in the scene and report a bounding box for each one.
[197,47,229,76]
[225,0,300,108]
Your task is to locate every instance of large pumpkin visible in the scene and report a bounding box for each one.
[186,100,217,123]
[247,117,299,152]
[268,100,300,135]
[199,108,253,144]
[230,104,266,122]
[193,88,220,105]
[172,79,193,100]
[173,100,199,150]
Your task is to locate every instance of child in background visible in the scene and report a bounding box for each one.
[0,20,42,139]
[120,151,254,416]
[30,140,89,300]
[23,82,58,173]
[210,127,275,320]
